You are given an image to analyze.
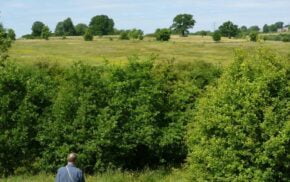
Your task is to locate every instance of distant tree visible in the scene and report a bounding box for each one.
[240,26,248,32]
[75,23,88,36]
[32,21,45,37]
[89,15,114,36]
[212,31,221,42]
[200,30,207,37]
[63,18,76,36]
[119,31,129,40]
[7,29,16,41]
[218,21,239,38]
[275,22,284,29]
[249,26,260,32]
[55,22,65,36]
[249,31,258,42]
[171,14,196,37]
[155,28,171,41]
[269,24,278,32]
[83,29,93,41]
[263,24,269,33]
[41,26,50,40]
[128,29,144,40]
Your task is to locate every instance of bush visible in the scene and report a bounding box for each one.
[249,31,258,42]
[212,31,221,42]
[128,29,144,40]
[187,49,290,181]
[83,29,93,41]
[119,31,129,40]
[155,28,171,41]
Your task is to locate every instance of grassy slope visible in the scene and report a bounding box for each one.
[10,35,290,67]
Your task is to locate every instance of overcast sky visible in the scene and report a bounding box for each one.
[0,0,289,37]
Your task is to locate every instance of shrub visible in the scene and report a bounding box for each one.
[249,31,258,42]
[212,31,221,42]
[83,29,93,41]
[128,29,144,40]
[119,31,129,40]
[155,28,171,41]
[41,26,50,40]
[187,49,290,181]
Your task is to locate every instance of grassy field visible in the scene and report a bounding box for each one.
[9,35,290,67]
[3,169,187,182]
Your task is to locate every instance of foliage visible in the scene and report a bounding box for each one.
[41,26,50,40]
[263,24,269,33]
[171,14,196,37]
[128,29,144,40]
[212,31,221,42]
[54,22,65,36]
[248,26,260,32]
[218,21,239,38]
[155,28,171,41]
[187,49,290,181]
[261,34,290,42]
[249,31,258,42]
[89,15,114,36]
[83,29,94,41]
[119,31,129,40]
[54,18,76,36]
[7,29,16,41]
[31,21,45,37]
[0,57,221,176]
[0,27,12,62]
[75,23,88,36]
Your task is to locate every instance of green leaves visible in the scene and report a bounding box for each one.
[187,49,290,181]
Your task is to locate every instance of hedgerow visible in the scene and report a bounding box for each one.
[0,57,221,176]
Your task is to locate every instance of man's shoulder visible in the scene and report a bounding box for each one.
[57,166,66,172]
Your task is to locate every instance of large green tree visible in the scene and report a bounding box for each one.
[218,21,239,38]
[89,15,114,35]
[54,18,76,36]
[31,21,45,37]
[171,14,196,36]
[54,22,64,36]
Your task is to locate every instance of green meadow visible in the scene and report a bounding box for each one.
[10,35,290,67]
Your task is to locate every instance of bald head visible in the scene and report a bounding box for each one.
[67,153,77,163]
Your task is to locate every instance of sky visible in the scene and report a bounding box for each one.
[0,0,290,37]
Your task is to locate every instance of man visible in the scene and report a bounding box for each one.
[55,153,85,182]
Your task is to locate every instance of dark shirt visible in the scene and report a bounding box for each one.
[55,163,85,182]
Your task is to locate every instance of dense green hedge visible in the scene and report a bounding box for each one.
[187,49,290,181]
[0,58,221,177]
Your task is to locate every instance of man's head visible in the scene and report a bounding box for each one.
[67,153,77,163]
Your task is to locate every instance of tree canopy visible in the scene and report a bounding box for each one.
[54,18,76,36]
[171,14,195,36]
[75,23,88,36]
[218,21,239,38]
[31,21,45,37]
[89,15,114,36]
